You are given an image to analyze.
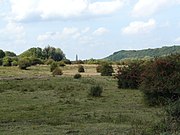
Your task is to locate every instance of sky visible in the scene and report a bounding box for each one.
[0,0,180,60]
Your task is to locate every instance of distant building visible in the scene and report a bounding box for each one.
[76,54,78,61]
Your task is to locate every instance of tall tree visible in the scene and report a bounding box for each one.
[5,51,16,57]
[0,49,5,59]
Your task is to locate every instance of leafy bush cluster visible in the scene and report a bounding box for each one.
[78,65,85,73]
[52,67,63,76]
[116,55,180,134]
[140,55,180,106]
[89,85,103,97]
[116,55,180,105]
[116,61,144,89]
[18,58,31,70]
[98,62,114,76]
[50,62,58,72]
[74,74,81,79]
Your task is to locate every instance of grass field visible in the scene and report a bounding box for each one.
[0,65,163,135]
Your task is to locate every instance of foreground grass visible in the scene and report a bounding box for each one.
[0,76,163,135]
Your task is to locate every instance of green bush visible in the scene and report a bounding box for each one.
[150,100,180,134]
[100,62,114,76]
[30,58,43,65]
[2,57,12,66]
[89,85,103,97]
[0,59,2,66]
[74,73,81,79]
[45,59,54,65]
[78,65,85,73]
[11,60,18,66]
[140,54,180,106]
[59,61,66,67]
[0,49,5,59]
[50,62,58,72]
[116,61,144,89]
[18,58,31,70]
[96,65,102,73]
[63,59,71,64]
[52,67,63,76]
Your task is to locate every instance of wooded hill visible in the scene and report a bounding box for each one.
[104,46,180,61]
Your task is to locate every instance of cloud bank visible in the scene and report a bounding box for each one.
[9,0,124,21]
[122,19,156,35]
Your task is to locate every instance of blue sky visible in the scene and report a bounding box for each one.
[0,0,180,60]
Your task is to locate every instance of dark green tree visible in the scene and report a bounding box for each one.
[5,51,16,57]
[0,49,5,59]
[43,46,65,61]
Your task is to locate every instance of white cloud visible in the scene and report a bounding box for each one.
[175,37,180,43]
[0,22,25,40]
[37,32,60,41]
[88,0,123,15]
[9,0,124,21]
[93,27,109,36]
[122,19,156,35]
[132,0,173,17]
[37,27,108,45]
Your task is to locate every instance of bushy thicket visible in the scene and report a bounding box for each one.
[50,62,58,72]
[74,73,81,79]
[2,57,12,66]
[96,65,102,73]
[63,59,71,65]
[18,58,31,70]
[45,59,54,65]
[150,100,180,134]
[116,61,144,89]
[30,57,43,65]
[11,60,18,66]
[78,65,85,73]
[52,67,63,76]
[89,85,103,97]
[0,59,2,66]
[140,54,180,106]
[58,61,65,67]
[99,62,114,76]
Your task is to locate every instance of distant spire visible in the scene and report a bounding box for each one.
[76,54,78,61]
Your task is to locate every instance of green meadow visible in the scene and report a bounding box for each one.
[0,65,163,135]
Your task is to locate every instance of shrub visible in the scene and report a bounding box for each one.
[0,49,5,59]
[74,73,81,79]
[31,58,43,65]
[50,62,58,72]
[45,59,54,65]
[140,54,180,106]
[89,85,103,97]
[0,59,2,66]
[2,57,12,66]
[59,61,66,67]
[150,100,180,134]
[11,60,18,66]
[63,59,71,64]
[96,65,102,73]
[18,58,31,69]
[116,61,144,89]
[100,62,114,76]
[78,65,85,72]
[52,67,63,76]
[74,60,84,64]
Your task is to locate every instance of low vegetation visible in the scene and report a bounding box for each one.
[78,65,85,73]
[74,73,81,79]
[89,85,103,97]
[99,62,114,76]
[52,67,63,76]
[0,76,162,134]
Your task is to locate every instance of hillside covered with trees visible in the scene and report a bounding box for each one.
[104,46,180,61]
